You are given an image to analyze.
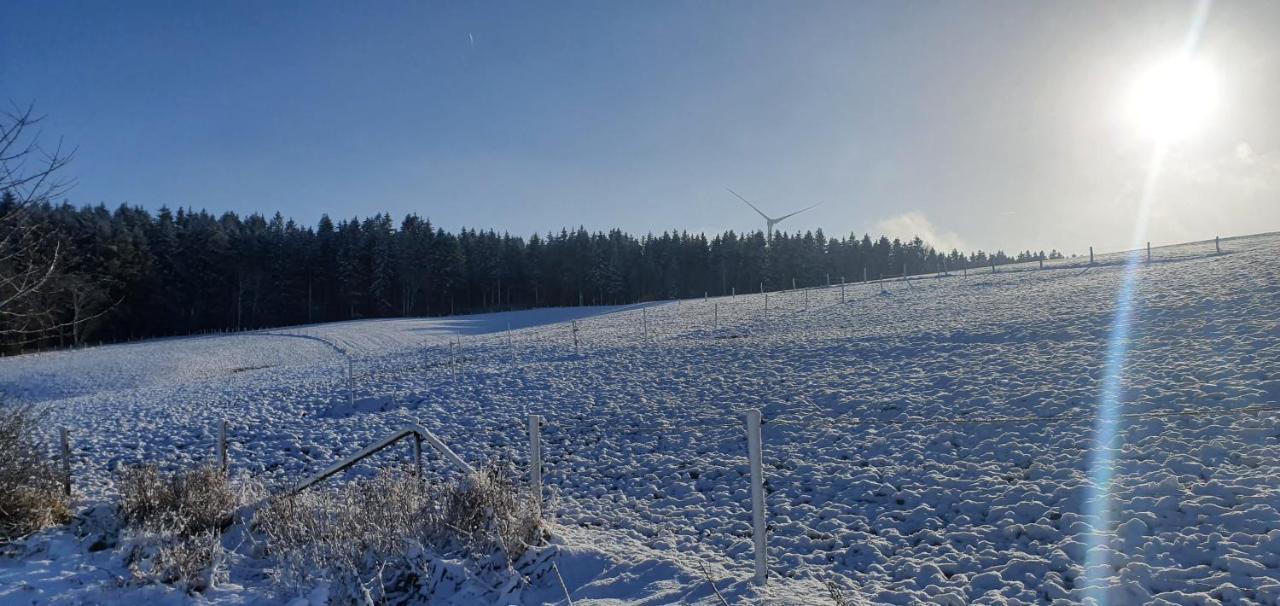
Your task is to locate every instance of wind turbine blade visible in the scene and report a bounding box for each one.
[773,202,822,224]
[727,188,774,221]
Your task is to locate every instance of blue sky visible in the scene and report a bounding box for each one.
[4,1,1278,253]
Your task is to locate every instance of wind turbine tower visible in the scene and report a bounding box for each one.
[727,188,822,242]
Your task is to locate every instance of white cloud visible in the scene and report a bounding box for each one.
[873,211,968,252]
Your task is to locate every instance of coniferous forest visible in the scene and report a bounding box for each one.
[3,192,1066,353]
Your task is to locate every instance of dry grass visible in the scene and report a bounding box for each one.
[256,462,542,602]
[117,464,253,592]
[0,404,70,542]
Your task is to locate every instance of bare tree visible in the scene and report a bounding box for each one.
[0,103,78,344]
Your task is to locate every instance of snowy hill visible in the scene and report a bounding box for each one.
[3,233,1279,605]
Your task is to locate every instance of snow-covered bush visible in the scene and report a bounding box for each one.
[256,462,543,603]
[0,404,70,542]
[117,464,255,592]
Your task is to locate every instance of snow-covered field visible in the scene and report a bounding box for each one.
[3,233,1279,605]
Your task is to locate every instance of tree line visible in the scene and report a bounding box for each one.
[4,192,1064,353]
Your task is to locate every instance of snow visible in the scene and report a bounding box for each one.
[3,233,1280,604]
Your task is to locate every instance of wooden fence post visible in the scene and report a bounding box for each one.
[60,428,72,497]
[791,277,796,290]
[713,303,719,329]
[1147,241,1151,264]
[732,287,736,300]
[745,409,767,586]
[528,414,543,518]
[1089,246,1095,265]
[573,320,580,354]
[863,267,868,283]
[218,420,228,475]
[1215,236,1220,255]
[412,432,423,480]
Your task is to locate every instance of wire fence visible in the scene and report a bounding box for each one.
[42,234,1280,593]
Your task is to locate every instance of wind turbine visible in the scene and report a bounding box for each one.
[727,188,822,242]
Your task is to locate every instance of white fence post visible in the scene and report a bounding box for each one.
[731,287,736,300]
[528,414,543,518]
[507,323,515,364]
[60,428,72,497]
[218,419,228,475]
[347,357,355,406]
[745,409,767,586]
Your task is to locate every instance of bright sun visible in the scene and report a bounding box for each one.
[1126,56,1218,142]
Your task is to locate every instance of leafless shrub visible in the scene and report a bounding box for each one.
[117,464,253,592]
[0,404,70,542]
[439,461,541,556]
[119,464,238,537]
[827,578,853,606]
[256,462,543,603]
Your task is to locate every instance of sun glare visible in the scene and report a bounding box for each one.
[1126,56,1218,142]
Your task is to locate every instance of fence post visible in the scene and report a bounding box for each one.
[413,432,423,480]
[59,428,72,497]
[528,414,543,518]
[1089,246,1095,265]
[573,320,580,354]
[641,310,648,342]
[863,267,868,283]
[745,409,767,586]
[840,281,846,303]
[826,273,830,286]
[347,357,355,406]
[803,288,808,311]
[218,420,228,475]
[991,259,996,274]
[1215,236,1220,255]
[791,277,796,290]
[764,292,768,318]
[732,287,736,300]
[713,303,718,329]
